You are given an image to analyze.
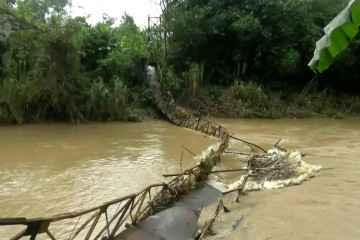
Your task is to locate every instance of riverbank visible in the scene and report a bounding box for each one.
[172,80,360,120]
[1,79,359,124]
[1,88,359,125]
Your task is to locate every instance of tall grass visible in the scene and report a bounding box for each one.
[85,76,133,121]
[293,80,344,118]
[182,63,204,96]
[0,74,138,123]
[213,80,359,119]
[345,96,360,115]
[0,77,41,123]
[223,80,284,118]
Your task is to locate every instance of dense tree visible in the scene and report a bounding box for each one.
[0,0,359,123]
[159,0,358,91]
[0,0,147,123]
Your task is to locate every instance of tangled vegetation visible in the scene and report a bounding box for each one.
[0,0,359,124]
[188,80,360,119]
[0,0,148,123]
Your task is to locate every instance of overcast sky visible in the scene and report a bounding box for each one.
[69,0,161,27]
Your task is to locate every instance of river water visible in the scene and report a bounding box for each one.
[0,118,359,239]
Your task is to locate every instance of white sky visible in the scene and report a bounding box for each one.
[69,0,161,28]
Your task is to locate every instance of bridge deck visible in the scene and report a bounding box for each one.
[114,184,222,240]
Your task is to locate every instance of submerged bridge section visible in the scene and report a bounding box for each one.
[115,184,224,240]
[0,66,246,240]
[146,66,229,140]
[114,66,236,240]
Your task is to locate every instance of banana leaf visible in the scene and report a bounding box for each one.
[308,0,360,73]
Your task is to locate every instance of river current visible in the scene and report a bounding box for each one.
[0,118,359,239]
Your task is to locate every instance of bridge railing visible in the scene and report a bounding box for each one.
[161,101,229,139]
[147,66,229,141]
[0,183,176,240]
[0,157,225,240]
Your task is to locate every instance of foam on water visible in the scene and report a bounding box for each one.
[209,148,322,192]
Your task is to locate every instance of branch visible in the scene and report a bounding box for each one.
[230,136,267,153]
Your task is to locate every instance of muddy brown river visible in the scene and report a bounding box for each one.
[0,118,359,239]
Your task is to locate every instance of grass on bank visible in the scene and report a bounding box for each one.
[169,76,360,119]
[0,75,155,124]
[1,72,360,124]
[219,80,360,119]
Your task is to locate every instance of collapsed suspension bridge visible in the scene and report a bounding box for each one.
[0,66,320,240]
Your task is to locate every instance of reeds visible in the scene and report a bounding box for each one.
[86,76,133,121]
[183,63,204,96]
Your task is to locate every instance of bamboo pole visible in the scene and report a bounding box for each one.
[198,199,224,239]
[84,209,104,240]
[109,198,135,238]
[69,212,97,240]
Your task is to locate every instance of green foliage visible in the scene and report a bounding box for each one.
[162,66,182,91]
[160,0,356,89]
[309,0,360,72]
[293,82,343,118]
[0,1,147,123]
[1,0,359,123]
[191,181,204,190]
[200,152,216,174]
[224,81,284,118]
[346,96,360,114]
[0,77,40,123]
[82,14,148,86]
[97,17,148,86]
[209,79,358,119]
[85,76,130,121]
[182,63,204,95]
